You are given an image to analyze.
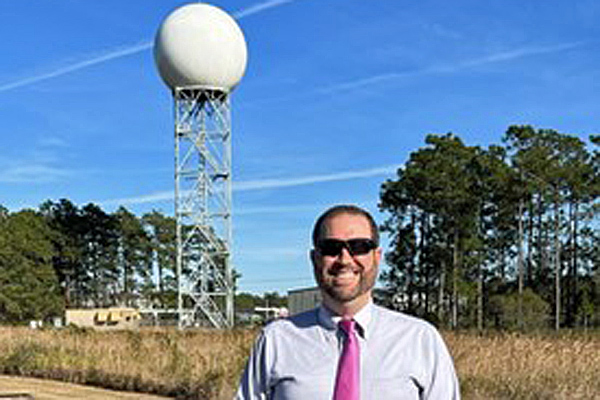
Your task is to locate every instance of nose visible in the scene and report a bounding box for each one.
[338,246,354,263]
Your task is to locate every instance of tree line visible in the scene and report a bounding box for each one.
[1,124,598,331]
[0,198,277,325]
[0,200,177,323]
[379,125,599,330]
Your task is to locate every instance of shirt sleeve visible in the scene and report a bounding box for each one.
[422,328,461,400]
[235,330,271,400]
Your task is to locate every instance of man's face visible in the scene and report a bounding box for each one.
[311,213,381,305]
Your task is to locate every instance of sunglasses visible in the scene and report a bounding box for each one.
[316,238,377,257]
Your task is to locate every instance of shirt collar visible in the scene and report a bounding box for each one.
[317,301,373,339]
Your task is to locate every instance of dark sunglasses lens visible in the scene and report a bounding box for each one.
[318,239,375,256]
[318,239,345,256]
[347,239,375,255]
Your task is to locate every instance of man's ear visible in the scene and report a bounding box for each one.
[374,247,382,265]
[310,249,321,281]
[310,248,317,267]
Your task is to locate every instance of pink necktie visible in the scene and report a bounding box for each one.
[333,319,360,400]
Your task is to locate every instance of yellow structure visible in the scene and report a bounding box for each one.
[65,308,141,330]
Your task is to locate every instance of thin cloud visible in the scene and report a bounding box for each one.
[0,164,71,184]
[316,73,408,95]
[318,41,587,95]
[0,42,152,93]
[100,190,173,207]
[459,41,585,68]
[235,165,396,191]
[37,136,70,148]
[233,0,298,19]
[98,165,398,207]
[235,204,321,216]
[0,0,300,93]
[0,137,74,183]
[235,199,379,217]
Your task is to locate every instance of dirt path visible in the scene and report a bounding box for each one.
[0,375,172,399]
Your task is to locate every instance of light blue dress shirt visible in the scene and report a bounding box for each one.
[236,302,460,399]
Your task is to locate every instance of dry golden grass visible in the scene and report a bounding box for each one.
[0,326,599,399]
[0,326,255,399]
[446,331,600,399]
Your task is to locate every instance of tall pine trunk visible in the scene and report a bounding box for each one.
[554,187,561,331]
[419,212,429,315]
[567,198,579,327]
[517,199,525,330]
[452,229,459,329]
[438,265,445,325]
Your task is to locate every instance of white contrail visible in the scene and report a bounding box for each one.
[318,41,586,95]
[316,72,407,95]
[0,41,152,93]
[456,41,586,69]
[0,0,300,93]
[233,0,298,19]
[98,164,398,207]
[235,165,396,191]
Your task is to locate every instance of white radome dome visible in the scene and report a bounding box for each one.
[154,3,248,92]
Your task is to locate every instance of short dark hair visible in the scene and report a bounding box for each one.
[312,204,379,247]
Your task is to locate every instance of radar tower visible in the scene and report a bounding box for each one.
[154,3,247,328]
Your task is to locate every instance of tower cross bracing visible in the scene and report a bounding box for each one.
[174,87,234,329]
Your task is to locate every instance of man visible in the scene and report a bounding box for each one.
[237,204,460,399]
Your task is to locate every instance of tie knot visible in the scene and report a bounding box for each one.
[339,318,355,335]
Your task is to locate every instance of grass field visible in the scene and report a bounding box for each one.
[0,374,171,400]
[0,326,598,399]
[446,331,600,399]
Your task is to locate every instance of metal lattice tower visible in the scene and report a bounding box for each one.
[154,3,247,329]
[174,88,234,329]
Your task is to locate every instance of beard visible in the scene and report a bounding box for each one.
[316,261,378,303]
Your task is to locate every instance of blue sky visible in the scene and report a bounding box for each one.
[0,0,599,295]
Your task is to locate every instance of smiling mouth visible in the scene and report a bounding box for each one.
[329,268,359,282]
